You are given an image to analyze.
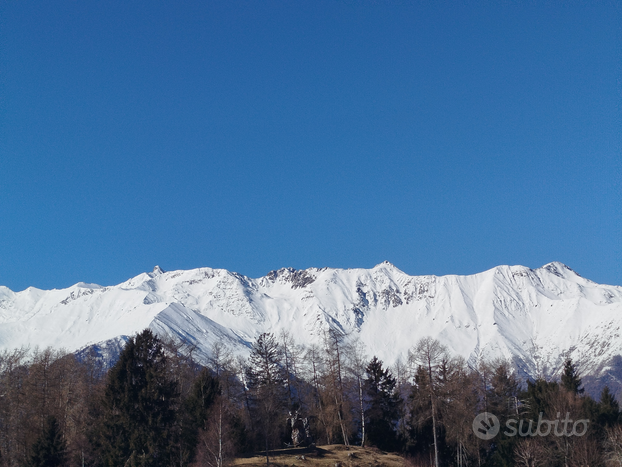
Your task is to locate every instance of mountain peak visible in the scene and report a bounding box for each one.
[152,265,165,275]
[373,261,404,273]
[539,262,579,278]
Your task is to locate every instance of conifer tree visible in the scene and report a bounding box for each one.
[95,329,178,467]
[407,366,435,456]
[597,386,620,428]
[364,357,401,451]
[561,357,583,395]
[24,415,67,467]
[484,360,520,466]
[522,378,559,422]
[179,368,220,464]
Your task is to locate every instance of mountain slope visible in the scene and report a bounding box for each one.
[1,262,621,393]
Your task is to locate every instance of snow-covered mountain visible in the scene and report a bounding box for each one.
[1,262,621,395]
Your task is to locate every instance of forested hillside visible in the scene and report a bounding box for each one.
[0,330,620,467]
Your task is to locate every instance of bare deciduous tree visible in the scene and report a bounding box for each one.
[278,330,304,409]
[344,337,368,446]
[604,425,622,467]
[514,438,549,467]
[193,396,236,467]
[302,344,331,444]
[323,328,352,446]
[408,337,448,467]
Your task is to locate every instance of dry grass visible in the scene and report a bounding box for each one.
[230,444,406,467]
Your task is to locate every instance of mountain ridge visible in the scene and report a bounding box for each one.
[1,262,621,397]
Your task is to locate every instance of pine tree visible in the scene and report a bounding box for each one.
[364,357,401,451]
[484,361,520,466]
[24,415,67,467]
[561,357,583,395]
[406,366,435,456]
[597,386,620,428]
[522,378,559,419]
[179,368,220,464]
[95,329,178,467]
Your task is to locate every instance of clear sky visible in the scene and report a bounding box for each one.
[1,1,620,291]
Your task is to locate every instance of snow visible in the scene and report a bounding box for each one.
[0,263,621,381]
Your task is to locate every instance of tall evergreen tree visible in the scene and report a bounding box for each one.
[561,357,583,395]
[95,329,178,467]
[178,368,220,464]
[522,378,559,419]
[364,357,401,451]
[24,415,67,467]
[406,366,435,456]
[484,361,520,466]
[597,386,620,428]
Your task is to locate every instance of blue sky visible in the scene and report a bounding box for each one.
[1,1,620,291]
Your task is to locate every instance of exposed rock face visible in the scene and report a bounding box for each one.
[266,268,316,289]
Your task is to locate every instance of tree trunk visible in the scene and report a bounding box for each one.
[335,394,349,446]
[431,396,439,467]
[427,357,439,467]
[265,418,270,467]
[217,401,223,467]
[312,358,331,444]
[358,376,365,447]
[332,334,349,447]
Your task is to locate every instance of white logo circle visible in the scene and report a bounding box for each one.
[472,412,500,440]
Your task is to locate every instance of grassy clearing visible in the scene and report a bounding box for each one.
[231,444,405,467]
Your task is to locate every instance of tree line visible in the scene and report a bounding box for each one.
[0,329,621,466]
